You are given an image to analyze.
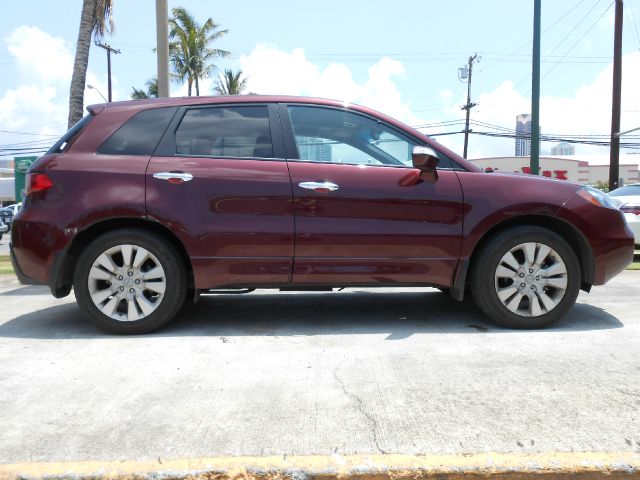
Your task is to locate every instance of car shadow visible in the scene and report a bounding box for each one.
[0,290,624,340]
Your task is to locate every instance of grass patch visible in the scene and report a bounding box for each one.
[0,255,14,275]
[627,250,640,270]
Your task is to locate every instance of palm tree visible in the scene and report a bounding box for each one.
[68,0,114,128]
[214,69,248,95]
[168,7,230,96]
[130,77,159,99]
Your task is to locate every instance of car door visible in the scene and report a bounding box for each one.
[147,103,294,289]
[280,104,464,286]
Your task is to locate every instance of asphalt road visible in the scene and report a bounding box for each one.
[0,273,639,465]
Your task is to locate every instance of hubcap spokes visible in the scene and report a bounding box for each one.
[494,242,568,317]
[87,244,166,322]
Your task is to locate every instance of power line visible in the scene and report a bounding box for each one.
[482,0,590,71]
[540,1,615,83]
[0,129,60,137]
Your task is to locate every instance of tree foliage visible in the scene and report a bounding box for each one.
[214,69,248,95]
[168,7,230,96]
[131,77,159,99]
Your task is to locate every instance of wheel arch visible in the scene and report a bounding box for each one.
[51,217,194,298]
[452,215,594,301]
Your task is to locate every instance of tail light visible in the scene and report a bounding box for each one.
[621,205,640,215]
[26,173,53,196]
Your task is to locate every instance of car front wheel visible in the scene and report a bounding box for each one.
[470,226,581,329]
[73,229,187,334]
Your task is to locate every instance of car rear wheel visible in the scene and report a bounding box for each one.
[470,226,580,329]
[74,229,187,334]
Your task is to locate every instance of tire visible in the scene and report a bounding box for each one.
[470,226,580,329]
[73,228,187,334]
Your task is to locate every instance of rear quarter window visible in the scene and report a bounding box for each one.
[48,115,93,154]
[97,107,177,156]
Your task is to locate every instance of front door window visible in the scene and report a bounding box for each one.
[287,105,418,167]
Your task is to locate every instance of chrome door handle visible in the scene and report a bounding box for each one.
[298,181,339,192]
[153,172,194,183]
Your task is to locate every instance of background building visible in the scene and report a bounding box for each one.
[551,142,576,156]
[470,154,640,186]
[297,136,331,162]
[515,114,532,157]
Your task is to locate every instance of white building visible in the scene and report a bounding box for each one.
[550,142,576,156]
[469,154,640,186]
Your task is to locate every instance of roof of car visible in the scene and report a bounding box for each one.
[86,95,479,172]
[89,95,377,116]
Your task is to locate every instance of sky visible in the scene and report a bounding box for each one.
[1,0,640,161]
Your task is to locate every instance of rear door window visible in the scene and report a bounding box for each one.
[175,106,273,159]
[97,107,177,156]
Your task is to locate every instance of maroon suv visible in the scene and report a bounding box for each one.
[10,95,634,334]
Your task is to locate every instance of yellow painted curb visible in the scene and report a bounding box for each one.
[1,451,640,479]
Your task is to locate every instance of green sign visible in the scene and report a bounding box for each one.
[14,156,37,201]
[15,158,33,174]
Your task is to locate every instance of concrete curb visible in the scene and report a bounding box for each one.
[1,452,640,479]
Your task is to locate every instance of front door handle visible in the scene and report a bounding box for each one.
[298,181,339,193]
[153,171,194,184]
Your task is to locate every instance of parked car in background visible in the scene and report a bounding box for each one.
[10,95,635,334]
[0,219,7,241]
[0,205,14,230]
[0,203,21,231]
[609,184,640,246]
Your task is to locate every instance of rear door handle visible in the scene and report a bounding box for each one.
[298,181,339,192]
[153,172,194,184]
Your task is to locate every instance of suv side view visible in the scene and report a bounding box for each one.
[10,96,634,334]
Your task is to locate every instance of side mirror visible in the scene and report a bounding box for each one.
[412,146,439,182]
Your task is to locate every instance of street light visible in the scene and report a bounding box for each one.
[86,84,107,103]
[616,126,640,137]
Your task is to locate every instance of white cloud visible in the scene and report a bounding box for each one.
[444,51,640,157]
[239,44,422,126]
[0,26,121,155]
[6,26,73,84]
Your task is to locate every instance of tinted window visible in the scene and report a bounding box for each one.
[175,106,273,158]
[288,106,430,167]
[97,107,176,156]
[610,185,640,196]
[48,114,93,154]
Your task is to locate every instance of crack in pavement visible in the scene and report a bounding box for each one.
[332,363,388,455]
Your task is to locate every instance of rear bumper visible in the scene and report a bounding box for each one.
[9,243,44,285]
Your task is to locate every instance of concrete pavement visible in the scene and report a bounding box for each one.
[0,272,639,477]
[0,233,9,256]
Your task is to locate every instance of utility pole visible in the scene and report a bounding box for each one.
[609,0,624,191]
[156,0,170,98]
[530,0,541,175]
[94,42,121,102]
[460,54,479,159]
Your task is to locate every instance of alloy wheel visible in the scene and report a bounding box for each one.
[87,244,167,322]
[494,242,568,317]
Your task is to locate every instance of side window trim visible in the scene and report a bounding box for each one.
[154,102,285,160]
[278,103,459,170]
